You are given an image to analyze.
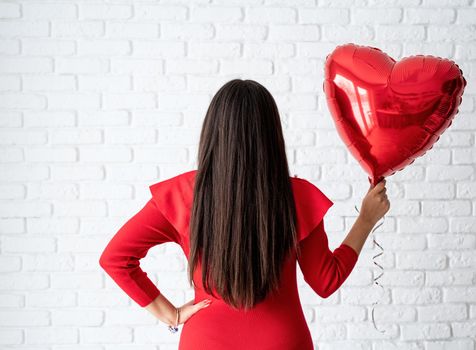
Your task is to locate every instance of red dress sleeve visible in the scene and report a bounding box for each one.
[292,177,359,298]
[99,198,181,307]
[297,219,359,298]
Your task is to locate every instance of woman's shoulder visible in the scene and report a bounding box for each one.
[148,170,334,242]
[148,169,196,239]
[290,176,332,203]
[149,169,196,195]
[289,176,334,242]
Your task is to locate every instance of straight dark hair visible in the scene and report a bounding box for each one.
[187,79,301,310]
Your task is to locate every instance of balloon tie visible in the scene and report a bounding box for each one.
[354,204,387,334]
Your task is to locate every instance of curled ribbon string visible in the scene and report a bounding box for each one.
[354,204,387,334]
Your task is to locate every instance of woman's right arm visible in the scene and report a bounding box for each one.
[297,219,360,299]
[342,179,390,255]
[297,179,390,298]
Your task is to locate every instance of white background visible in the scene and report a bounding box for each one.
[0,0,475,349]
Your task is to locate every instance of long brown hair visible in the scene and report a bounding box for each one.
[187,79,299,310]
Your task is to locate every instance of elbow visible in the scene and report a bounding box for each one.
[316,288,334,299]
[310,282,334,299]
[99,252,108,271]
[99,246,137,274]
[304,277,335,299]
[302,255,355,299]
[99,248,112,272]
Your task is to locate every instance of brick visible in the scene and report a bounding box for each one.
[52,310,103,326]
[111,58,164,75]
[105,128,156,144]
[133,41,184,58]
[106,22,158,38]
[0,57,52,73]
[52,21,104,38]
[26,327,78,344]
[0,272,50,292]
[189,42,240,58]
[447,251,476,268]
[79,147,132,163]
[22,39,75,55]
[456,8,476,24]
[0,310,50,327]
[79,76,131,92]
[135,5,187,21]
[0,39,20,54]
[376,25,425,41]
[25,147,77,162]
[46,93,100,110]
[23,75,76,91]
[0,148,23,163]
[23,3,77,19]
[191,6,243,22]
[0,3,20,18]
[161,23,214,39]
[427,165,473,181]
[80,327,132,344]
[248,7,296,23]
[393,287,442,304]
[23,254,75,272]
[104,92,156,109]
[0,21,49,36]
[444,287,476,302]
[405,8,455,24]
[269,24,319,41]
[50,164,104,181]
[23,111,75,127]
[50,129,102,145]
[322,25,373,41]
[221,59,272,75]
[396,251,447,270]
[428,233,476,249]
[78,39,130,56]
[401,323,451,340]
[80,4,132,19]
[426,270,474,286]
[429,25,475,41]
[404,182,454,199]
[166,58,218,74]
[352,8,402,24]
[216,24,267,40]
[404,41,454,59]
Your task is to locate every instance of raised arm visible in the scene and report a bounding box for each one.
[297,219,359,299]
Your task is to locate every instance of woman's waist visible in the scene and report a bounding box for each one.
[187,294,308,326]
[179,303,312,350]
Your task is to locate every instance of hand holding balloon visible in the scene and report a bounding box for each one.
[359,179,390,227]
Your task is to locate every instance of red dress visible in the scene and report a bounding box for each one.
[99,170,359,350]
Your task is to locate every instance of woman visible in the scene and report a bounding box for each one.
[99,79,390,349]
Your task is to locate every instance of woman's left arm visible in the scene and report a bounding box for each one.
[99,197,181,325]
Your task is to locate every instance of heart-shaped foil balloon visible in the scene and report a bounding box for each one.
[323,43,466,186]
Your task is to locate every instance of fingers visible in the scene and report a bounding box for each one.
[369,178,386,191]
[372,179,386,193]
[195,299,211,310]
[182,299,212,313]
[178,299,212,326]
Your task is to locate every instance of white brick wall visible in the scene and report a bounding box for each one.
[0,0,475,349]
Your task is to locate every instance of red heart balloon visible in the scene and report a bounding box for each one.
[323,43,466,186]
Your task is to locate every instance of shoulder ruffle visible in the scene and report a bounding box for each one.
[290,177,334,242]
[149,171,333,243]
[148,170,195,240]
